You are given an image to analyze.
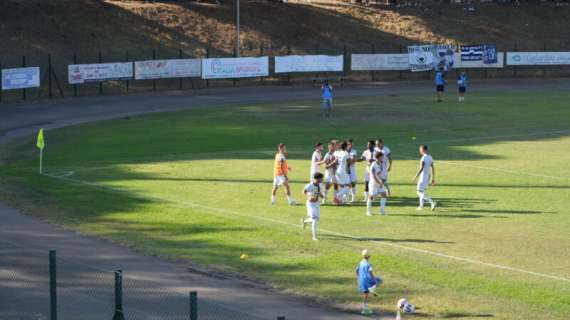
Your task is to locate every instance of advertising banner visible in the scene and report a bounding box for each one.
[274,55,344,73]
[134,59,201,80]
[350,54,409,71]
[506,52,570,65]
[68,62,133,84]
[454,52,504,68]
[1,67,40,90]
[201,57,269,79]
[409,45,455,72]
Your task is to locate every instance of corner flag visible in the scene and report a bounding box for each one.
[37,128,45,150]
[37,129,45,174]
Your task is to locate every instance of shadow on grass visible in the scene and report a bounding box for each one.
[319,234,454,244]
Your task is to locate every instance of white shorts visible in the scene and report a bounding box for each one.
[273,175,288,187]
[368,181,386,198]
[324,171,337,184]
[417,178,429,192]
[306,203,320,220]
[336,171,350,185]
[349,168,357,184]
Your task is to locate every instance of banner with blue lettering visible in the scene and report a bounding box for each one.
[483,44,498,64]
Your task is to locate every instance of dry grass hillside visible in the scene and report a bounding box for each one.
[1,0,570,61]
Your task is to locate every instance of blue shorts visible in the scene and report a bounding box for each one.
[358,276,382,293]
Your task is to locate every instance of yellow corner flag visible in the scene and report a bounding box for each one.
[37,128,45,150]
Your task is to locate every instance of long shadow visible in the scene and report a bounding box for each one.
[319,234,454,244]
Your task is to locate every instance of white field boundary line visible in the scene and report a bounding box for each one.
[44,173,570,284]
[394,154,570,181]
[12,128,570,178]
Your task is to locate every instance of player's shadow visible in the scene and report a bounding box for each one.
[319,234,454,244]
[346,196,495,209]
[437,312,495,318]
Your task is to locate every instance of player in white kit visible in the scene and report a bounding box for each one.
[360,140,375,201]
[302,172,324,241]
[411,145,437,211]
[322,142,338,204]
[367,151,388,216]
[332,141,351,204]
[375,139,392,196]
[347,139,358,202]
[310,142,326,181]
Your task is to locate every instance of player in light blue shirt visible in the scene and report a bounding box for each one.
[457,71,469,102]
[435,67,446,102]
[321,80,333,118]
[355,249,382,315]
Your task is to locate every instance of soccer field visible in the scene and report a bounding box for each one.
[1,89,569,319]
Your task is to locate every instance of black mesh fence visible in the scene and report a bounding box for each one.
[2,41,570,103]
[0,240,277,320]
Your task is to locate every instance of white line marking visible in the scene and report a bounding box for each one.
[45,174,570,284]
[395,154,569,181]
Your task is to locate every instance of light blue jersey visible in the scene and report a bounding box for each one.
[356,259,378,293]
[322,85,333,99]
[458,74,468,88]
[435,72,445,86]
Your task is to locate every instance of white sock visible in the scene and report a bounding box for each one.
[425,195,433,205]
[366,199,372,213]
[417,192,424,207]
[363,302,368,309]
[351,187,356,200]
[311,220,318,239]
[271,195,276,203]
[287,195,294,204]
[380,198,386,211]
[364,191,368,199]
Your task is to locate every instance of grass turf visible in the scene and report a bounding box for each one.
[1,90,569,319]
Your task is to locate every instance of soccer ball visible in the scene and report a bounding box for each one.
[397,298,408,310]
[403,303,415,313]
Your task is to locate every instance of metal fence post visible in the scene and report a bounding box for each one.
[543,42,547,78]
[73,53,78,97]
[189,291,198,320]
[49,250,57,320]
[370,43,375,82]
[125,50,130,93]
[513,41,518,78]
[152,49,157,91]
[399,44,404,80]
[113,270,125,320]
[259,43,264,85]
[206,45,210,88]
[48,54,53,99]
[22,55,27,101]
[342,44,347,86]
[98,51,103,95]
[287,45,292,84]
[179,49,184,90]
[0,59,3,103]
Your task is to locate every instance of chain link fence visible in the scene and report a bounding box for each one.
[0,239,282,320]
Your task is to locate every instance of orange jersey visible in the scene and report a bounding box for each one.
[274,153,288,176]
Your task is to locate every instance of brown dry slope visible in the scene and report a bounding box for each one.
[2,0,570,60]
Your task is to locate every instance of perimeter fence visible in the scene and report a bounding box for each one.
[1,41,570,103]
[0,240,285,320]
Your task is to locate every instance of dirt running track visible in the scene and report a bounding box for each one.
[0,79,568,320]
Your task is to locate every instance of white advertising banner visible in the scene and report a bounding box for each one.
[350,54,409,71]
[506,52,570,66]
[201,57,268,79]
[134,59,201,80]
[454,52,504,68]
[408,45,436,72]
[68,62,133,84]
[1,67,40,90]
[274,55,344,73]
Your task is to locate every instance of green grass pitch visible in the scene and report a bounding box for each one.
[1,90,569,319]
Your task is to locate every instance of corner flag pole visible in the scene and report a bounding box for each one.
[37,128,45,174]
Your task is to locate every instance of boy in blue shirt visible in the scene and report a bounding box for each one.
[435,67,446,102]
[321,80,333,118]
[457,71,468,102]
[355,249,382,315]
